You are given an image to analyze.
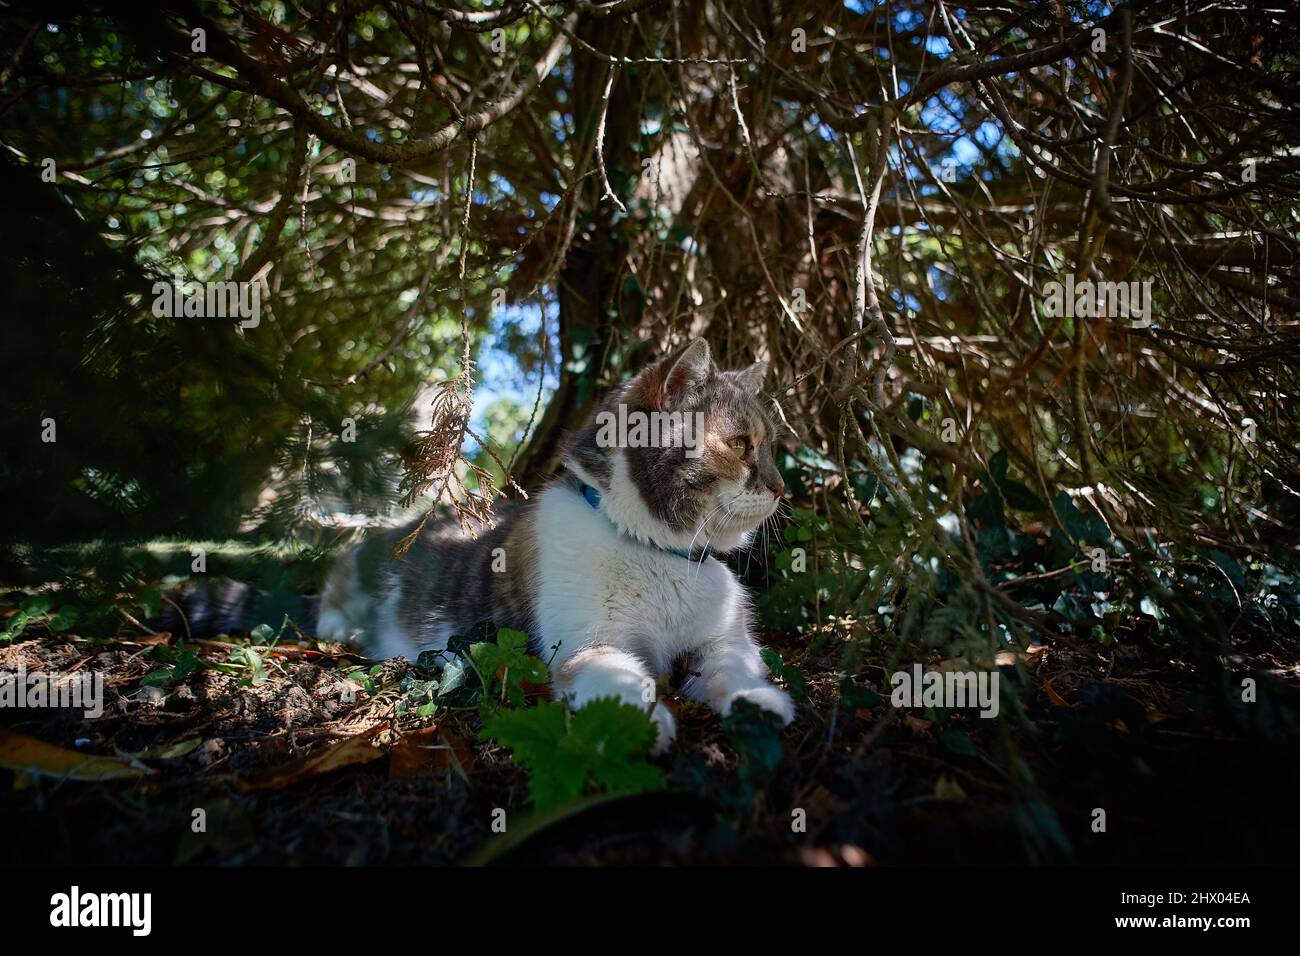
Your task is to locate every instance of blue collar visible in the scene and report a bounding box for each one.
[577,481,711,562]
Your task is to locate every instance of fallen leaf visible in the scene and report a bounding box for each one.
[1042,677,1070,707]
[388,725,475,781]
[934,774,968,802]
[235,725,384,792]
[903,714,932,736]
[135,737,203,760]
[0,731,154,781]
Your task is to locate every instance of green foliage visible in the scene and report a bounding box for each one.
[0,157,421,548]
[760,649,809,703]
[481,698,664,811]
[342,663,387,700]
[140,641,202,687]
[673,699,787,843]
[1,595,77,642]
[470,628,549,708]
[227,644,271,687]
[441,626,667,810]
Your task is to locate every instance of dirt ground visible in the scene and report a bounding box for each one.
[2,609,1299,866]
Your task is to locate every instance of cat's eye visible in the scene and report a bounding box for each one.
[729,437,750,458]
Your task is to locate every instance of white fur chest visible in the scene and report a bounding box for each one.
[533,484,748,673]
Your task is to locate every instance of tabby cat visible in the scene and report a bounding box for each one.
[317,339,795,751]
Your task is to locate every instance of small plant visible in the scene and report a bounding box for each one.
[481,697,664,811]
[2,595,78,642]
[140,640,202,687]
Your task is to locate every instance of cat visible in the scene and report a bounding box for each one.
[316,338,795,751]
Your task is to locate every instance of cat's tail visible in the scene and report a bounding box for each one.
[148,580,320,638]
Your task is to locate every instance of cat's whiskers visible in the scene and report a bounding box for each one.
[685,496,735,582]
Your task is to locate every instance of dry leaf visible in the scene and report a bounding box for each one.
[934,774,968,802]
[235,725,384,792]
[1042,677,1071,707]
[388,725,474,781]
[903,714,932,736]
[0,731,154,781]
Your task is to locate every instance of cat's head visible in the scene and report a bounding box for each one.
[562,338,787,555]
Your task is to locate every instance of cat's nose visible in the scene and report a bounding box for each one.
[768,482,784,499]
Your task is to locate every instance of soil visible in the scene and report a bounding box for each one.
[2,611,1298,866]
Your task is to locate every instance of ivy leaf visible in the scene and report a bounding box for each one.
[470,628,549,706]
[171,646,201,682]
[760,649,784,679]
[783,665,809,702]
[965,491,1005,528]
[989,449,1010,483]
[437,656,469,697]
[839,677,881,710]
[983,450,1047,512]
[137,587,164,619]
[1053,490,1110,544]
[1208,549,1246,589]
[999,479,1047,512]
[941,729,977,756]
[717,700,785,810]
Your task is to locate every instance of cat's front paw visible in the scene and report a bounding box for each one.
[721,685,796,725]
[649,701,678,755]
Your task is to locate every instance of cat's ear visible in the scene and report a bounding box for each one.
[662,338,712,404]
[729,360,768,394]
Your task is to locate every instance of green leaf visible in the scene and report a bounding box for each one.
[783,665,809,702]
[137,587,164,619]
[965,491,1005,528]
[941,729,977,756]
[1208,549,1246,589]
[760,649,783,679]
[140,668,173,687]
[989,449,1010,482]
[48,606,79,631]
[999,479,1047,512]
[839,677,881,710]
[230,645,269,686]
[482,698,663,812]
[471,628,548,706]
[2,612,34,642]
[1053,490,1110,544]
[437,656,469,697]
[171,647,201,682]
[20,595,54,616]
